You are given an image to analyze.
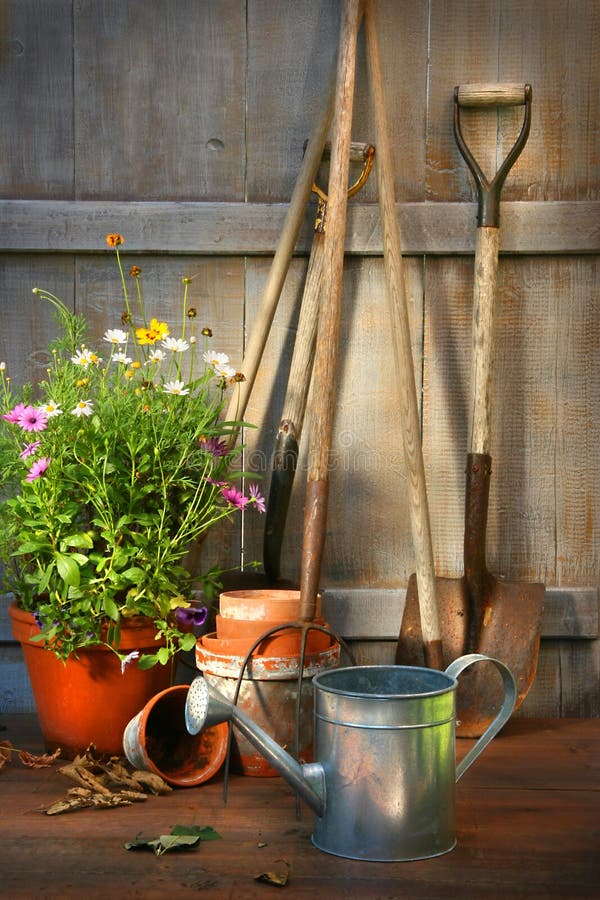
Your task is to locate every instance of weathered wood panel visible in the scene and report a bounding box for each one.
[0,0,74,199]
[73,0,247,201]
[0,199,598,254]
[427,0,600,203]
[0,0,597,718]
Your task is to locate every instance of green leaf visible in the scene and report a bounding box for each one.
[62,532,94,549]
[170,824,221,841]
[178,632,197,652]
[137,652,160,669]
[120,566,146,583]
[124,834,201,856]
[14,540,49,554]
[55,552,80,588]
[156,646,170,665]
[102,596,119,622]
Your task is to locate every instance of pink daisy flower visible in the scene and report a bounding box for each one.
[248,483,266,513]
[199,436,229,458]
[17,405,48,433]
[20,440,42,460]
[2,402,28,423]
[221,485,249,510]
[26,456,50,482]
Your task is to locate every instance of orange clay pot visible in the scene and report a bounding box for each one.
[218,588,322,622]
[214,614,331,655]
[195,631,340,776]
[9,602,175,758]
[123,685,228,787]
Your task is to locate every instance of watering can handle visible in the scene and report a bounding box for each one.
[445,653,517,782]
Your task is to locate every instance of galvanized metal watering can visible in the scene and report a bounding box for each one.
[185,653,516,861]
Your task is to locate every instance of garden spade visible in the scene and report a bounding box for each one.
[396,83,544,736]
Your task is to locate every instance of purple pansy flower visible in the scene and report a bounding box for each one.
[175,606,209,628]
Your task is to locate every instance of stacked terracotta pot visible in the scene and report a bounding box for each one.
[195,589,340,776]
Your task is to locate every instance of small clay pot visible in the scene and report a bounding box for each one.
[123,685,228,787]
[219,589,321,622]
[214,614,331,654]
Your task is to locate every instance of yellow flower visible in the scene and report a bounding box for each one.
[106,233,124,248]
[136,318,170,345]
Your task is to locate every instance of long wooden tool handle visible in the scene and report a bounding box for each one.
[454,82,531,452]
[468,226,499,455]
[299,0,362,621]
[263,229,326,582]
[364,0,442,668]
[224,67,337,433]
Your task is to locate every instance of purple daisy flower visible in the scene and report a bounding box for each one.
[26,456,51,482]
[17,405,48,433]
[199,436,229,458]
[247,483,266,513]
[20,440,42,460]
[221,485,249,509]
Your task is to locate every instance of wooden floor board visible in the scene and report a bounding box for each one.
[0,716,598,898]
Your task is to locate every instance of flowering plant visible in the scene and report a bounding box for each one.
[0,234,264,667]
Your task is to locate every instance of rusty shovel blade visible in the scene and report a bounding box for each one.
[397,453,544,737]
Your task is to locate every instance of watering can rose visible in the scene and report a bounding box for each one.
[0,235,264,668]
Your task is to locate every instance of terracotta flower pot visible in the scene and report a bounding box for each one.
[219,588,322,622]
[195,631,340,776]
[9,602,174,758]
[214,613,331,655]
[123,685,228,787]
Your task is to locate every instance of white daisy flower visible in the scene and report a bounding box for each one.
[148,348,166,364]
[71,399,94,417]
[112,352,132,365]
[103,329,128,345]
[162,380,190,396]
[43,402,62,418]
[71,348,94,367]
[162,337,190,353]
[213,363,236,379]
[203,350,230,368]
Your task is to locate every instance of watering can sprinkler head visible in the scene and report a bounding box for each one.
[185,674,233,734]
[184,676,326,816]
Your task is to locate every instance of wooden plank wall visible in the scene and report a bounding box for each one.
[0,0,598,718]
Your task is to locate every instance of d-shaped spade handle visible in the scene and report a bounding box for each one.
[454,82,532,227]
[444,653,517,781]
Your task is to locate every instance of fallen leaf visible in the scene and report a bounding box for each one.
[0,742,13,769]
[124,824,221,856]
[18,747,61,768]
[124,833,201,856]
[255,859,291,887]
[171,824,221,841]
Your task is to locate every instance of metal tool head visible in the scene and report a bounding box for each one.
[397,573,544,736]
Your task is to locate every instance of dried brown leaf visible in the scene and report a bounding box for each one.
[0,742,13,769]
[18,747,61,768]
[254,859,291,887]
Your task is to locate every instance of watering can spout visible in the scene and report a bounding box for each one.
[185,676,326,816]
